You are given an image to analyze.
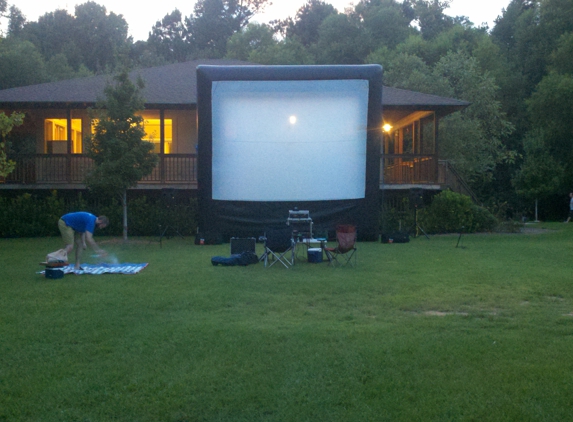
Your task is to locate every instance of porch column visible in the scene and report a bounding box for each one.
[66,109,72,183]
[160,109,165,183]
[434,113,439,182]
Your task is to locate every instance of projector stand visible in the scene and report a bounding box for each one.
[158,224,184,248]
[413,207,430,239]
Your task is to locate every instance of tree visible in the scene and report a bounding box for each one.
[19,9,82,70]
[7,5,26,37]
[128,40,169,69]
[283,0,338,47]
[73,1,130,72]
[354,0,415,50]
[225,22,276,61]
[0,111,24,178]
[248,38,315,64]
[527,70,573,195]
[86,70,158,241]
[433,52,515,200]
[147,9,190,63]
[45,53,92,82]
[411,0,455,40]
[512,129,563,221]
[186,0,270,58]
[0,39,47,89]
[314,13,368,64]
[18,2,130,74]
[550,32,573,74]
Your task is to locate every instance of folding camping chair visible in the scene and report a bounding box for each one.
[261,228,295,268]
[324,225,357,267]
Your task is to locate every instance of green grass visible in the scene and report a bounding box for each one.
[1,224,573,421]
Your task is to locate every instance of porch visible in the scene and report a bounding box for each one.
[2,154,198,189]
[2,154,472,197]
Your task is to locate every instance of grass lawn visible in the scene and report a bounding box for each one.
[1,223,573,421]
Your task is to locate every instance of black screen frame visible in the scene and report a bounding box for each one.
[197,65,383,241]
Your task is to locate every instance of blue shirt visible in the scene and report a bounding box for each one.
[61,212,97,234]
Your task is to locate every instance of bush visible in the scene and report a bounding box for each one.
[380,200,414,233]
[0,191,67,237]
[0,191,197,238]
[95,195,198,237]
[417,190,497,234]
[471,203,499,233]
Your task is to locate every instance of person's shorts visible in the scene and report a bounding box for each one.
[58,218,75,245]
[569,210,573,219]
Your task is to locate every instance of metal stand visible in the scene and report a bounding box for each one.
[456,226,465,248]
[157,189,184,247]
[414,206,430,239]
[158,224,184,247]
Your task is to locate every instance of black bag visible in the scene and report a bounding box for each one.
[211,251,259,266]
[237,251,259,265]
[381,231,410,243]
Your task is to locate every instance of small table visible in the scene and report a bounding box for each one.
[296,238,328,262]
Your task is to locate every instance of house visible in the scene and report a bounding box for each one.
[0,59,469,196]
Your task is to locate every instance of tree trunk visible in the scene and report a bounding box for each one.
[121,189,128,241]
[534,198,540,222]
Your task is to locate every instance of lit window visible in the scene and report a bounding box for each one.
[44,119,82,153]
[143,119,172,153]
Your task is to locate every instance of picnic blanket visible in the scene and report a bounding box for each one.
[40,263,148,275]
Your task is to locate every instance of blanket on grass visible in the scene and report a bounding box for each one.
[40,263,148,275]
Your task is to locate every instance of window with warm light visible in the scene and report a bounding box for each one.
[91,117,173,153]
[383,112,435,156]
[142,119,173,153]
[44,119,82,153]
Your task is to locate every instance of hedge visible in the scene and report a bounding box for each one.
[417,190,498,234]
[0,191,197,238]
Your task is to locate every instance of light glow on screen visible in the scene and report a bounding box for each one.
[211,79,369,202]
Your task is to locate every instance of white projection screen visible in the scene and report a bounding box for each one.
[196,65,383,241]
[211,80,369,201]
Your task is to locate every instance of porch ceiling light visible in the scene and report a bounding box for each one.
[383,123,393,133]
[289,115,297,125]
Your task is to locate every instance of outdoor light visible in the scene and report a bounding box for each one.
[383,123,393,132]
[289,115,297,125]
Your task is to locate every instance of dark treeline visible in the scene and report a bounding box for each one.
[1,0,573,219]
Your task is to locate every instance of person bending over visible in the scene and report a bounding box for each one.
[58,212,108,269]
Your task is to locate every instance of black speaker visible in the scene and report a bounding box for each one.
[230,237,256,254]
[161,189,177,207]
[409,188,424,208]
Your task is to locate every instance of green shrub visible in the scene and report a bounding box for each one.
[0,191,66,237]
[380,202,413,233]
[96,195,198,237]
[471,203,499,232]
[0,191,198,237]
[417,190,497,234]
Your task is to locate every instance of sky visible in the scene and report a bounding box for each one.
[4,0,512,41]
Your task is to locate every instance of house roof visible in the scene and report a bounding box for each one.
[0,59,469,113]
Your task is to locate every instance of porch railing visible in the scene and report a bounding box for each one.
[3,154,197,185]
[438,159,481,204]
[381,155,438,184]
[3,154,474,201]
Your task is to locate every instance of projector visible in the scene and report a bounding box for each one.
[287,209,311,221]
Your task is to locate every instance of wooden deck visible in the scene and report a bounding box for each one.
[2,154,197,189]
[2,154,466,193]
